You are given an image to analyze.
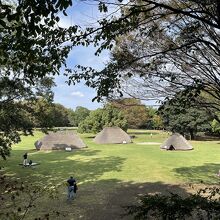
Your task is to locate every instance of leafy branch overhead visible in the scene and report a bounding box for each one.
[67,0,220,110]
[0,0,78,159]
[2,0,220,159]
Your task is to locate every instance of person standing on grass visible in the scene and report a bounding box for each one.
[67,176,77,201]
[23,152,28,167]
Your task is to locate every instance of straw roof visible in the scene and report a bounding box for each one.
[94,127,131,144]
[160,133,193,151]
[35,131,86,150]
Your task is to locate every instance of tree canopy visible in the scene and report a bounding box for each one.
[111,98,150,129]
[78,104,128,133]
[68,0,220,116]
[68,106,90,127]
[158,92,213,139]
[2,0,220,158]
[0,0,76,159]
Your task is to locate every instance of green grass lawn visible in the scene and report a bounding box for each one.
[1,129,220,219]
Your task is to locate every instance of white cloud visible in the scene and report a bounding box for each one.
[70,91,84,97]
[52,1,115,110]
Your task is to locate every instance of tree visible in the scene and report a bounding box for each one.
[78,104,127,133]
[69,106,90,127]
[101,104,128,130]
[67,106,90,127]
[52,103,70,127]
[45,103,70,127]
[67,108,76,127]
[0,77,55,159]
[68,0,220,122]
[0,0,77,159]
[152,114,163,130]
[111,98,150,128]
[3,0,220,158]
[211,118,220,135]
[78,108,103,133]
[158,93,213,139]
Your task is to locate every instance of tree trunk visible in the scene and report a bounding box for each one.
[189,130,195,140]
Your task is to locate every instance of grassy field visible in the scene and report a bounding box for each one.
[1,129,220,219]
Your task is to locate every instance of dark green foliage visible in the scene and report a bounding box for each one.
[0,0,77,159]
[78,104,127,133]
[144,107,164,130]
[158,93,213,139]
[0,77,55,159]
[33,102,70,128]
[78,108,104,133]
[66,0,220,118]
[68,106,90,127]
[124,187,220,220]
[0,1,75,79]
[49,103,70,127]
[0,101,33,159]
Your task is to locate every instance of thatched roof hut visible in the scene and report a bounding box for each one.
[35,131,86,150]
[94,127,131,144]
[160,133,193,151]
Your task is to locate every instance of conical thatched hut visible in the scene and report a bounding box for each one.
[160,133,193,151]
[94,127,131,144]
[34,131,86,150]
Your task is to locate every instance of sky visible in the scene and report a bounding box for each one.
[52,1,158,110]
[52,1,113,110]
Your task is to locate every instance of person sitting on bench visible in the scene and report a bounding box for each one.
[23,152,28,167]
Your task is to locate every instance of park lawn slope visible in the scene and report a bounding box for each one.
[0,129,220,219]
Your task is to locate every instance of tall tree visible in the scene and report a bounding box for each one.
[75,106,90,126]
[33,102,70,128]
[68,0,220,120]
[0,77,55,159]
[78,104,127,133]
[67,108,76,127]
[158,93,213,139]
[211,118,220,135]
[0,0,77,159]
[111,98,150,128]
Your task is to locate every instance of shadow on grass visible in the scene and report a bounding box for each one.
[128,132,154,135]
[3,149,126,187]
[72,179,190,220]
[1,149,210,220]
[85,136,96,139]
[194,135,220,141]
[26,179,190,220]
[173,163,220,184]
[0,176,191,220]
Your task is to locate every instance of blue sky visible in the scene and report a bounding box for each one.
[52,1,158,110]
[53,1,110,110]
